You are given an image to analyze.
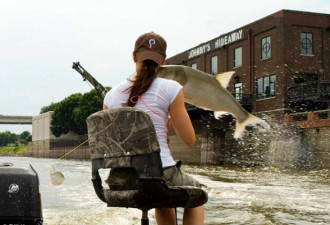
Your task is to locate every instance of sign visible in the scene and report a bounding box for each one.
[8,183,20,194]
[188,29,244,59]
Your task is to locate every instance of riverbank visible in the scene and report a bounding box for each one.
[0,146,27,156]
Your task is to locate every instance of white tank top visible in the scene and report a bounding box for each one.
[103,77,182,168]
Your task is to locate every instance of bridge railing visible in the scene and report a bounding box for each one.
[0,115,33,124]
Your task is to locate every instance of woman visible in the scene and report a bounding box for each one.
[103,32,204,225]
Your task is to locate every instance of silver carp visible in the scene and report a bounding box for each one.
[158,65,269,138]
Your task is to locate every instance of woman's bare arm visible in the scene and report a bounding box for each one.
[169,90,196,147]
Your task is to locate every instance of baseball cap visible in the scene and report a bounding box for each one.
[134,32,167,65]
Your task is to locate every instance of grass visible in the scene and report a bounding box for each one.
[0,146,27,155]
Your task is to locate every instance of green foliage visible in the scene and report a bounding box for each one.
[48,88,109,137]
[20,131,32,145]
[0,131,32,146]
[0,131,17,146]
[40,102,60,114]
[73,89,104,133]
[50,93,83,137]
[0,146,26,154]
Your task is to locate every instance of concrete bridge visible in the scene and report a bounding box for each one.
[0,115,33,124]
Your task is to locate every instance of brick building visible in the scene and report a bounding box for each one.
[164,10,330,166]
[166,10,330,116]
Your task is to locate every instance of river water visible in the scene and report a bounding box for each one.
[2,157,329,225]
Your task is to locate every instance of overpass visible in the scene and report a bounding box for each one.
[0,115,33,124]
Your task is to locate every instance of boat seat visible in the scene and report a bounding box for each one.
[86,107,208,225]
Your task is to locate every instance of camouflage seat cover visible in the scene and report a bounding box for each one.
[86,107,208,211]
[87,107,161,168]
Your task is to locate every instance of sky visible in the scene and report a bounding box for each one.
[1,0,329,134]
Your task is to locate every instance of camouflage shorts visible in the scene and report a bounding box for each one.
[163,162,201,188]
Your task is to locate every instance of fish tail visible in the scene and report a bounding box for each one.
[234,113,270,139]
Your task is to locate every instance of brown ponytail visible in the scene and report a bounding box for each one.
[126,60,159,107]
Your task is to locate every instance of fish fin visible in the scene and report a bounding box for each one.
[234,113,270,139]
[214,71,235,88]
[214,111,230,119]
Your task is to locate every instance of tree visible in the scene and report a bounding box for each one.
[40,102,60,114]
[0,131,32,146]
[0,131,17,146]
[20,131,32,145]
[73,89,103,134]
[48,88,108,137]
[50,93,82,137]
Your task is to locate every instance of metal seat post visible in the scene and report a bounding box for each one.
[141,209,149,225]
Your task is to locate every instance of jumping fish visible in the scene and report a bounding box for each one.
[158,65,269,138]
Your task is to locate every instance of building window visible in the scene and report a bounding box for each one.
[234,82,242,100]
[191,63,197,69]
[300,32,313,55]
[234,47,242,68]
[257,75,276,99]
[261,36,271,60]
[211,55,218,74]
